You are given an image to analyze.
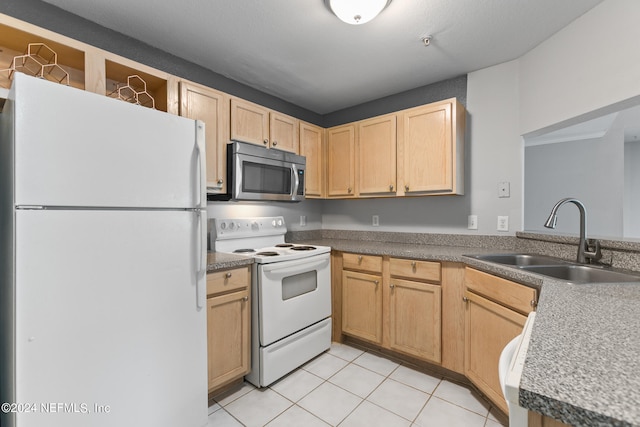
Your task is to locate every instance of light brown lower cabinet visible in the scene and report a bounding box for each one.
[464,267,537,414]
[342,266,383,345]
[339,253,444,365]
[388,277,441,363]
[206,266,251,394]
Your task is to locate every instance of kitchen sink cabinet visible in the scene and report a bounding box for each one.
[464,267,537,414]
[179,80,229,194]
[397,98,465,196]
[327,124,357,198]
[299,121,325,198]
[230,97,299,153]
[341,254,383,344]
[357,114,397,197]
[206,266,251,394]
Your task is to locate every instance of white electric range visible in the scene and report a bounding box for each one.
[212,216,332,387]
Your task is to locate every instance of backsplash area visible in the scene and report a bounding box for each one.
[289,229,640,272]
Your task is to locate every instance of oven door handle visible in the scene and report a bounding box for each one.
[261,254,329,276]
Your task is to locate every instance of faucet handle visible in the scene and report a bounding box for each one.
[585,238,603,264]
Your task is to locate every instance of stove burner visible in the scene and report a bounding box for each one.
[256,251,280,257]
[233,248,256,253]
[290,245,316,251]
[275,244,294,248]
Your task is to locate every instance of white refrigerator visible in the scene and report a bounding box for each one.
[0,73,208,427]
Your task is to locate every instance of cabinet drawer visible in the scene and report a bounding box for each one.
[207,266,250,296]
[342,253,382,273]
[390,258,441,283]
[464,267,536,315]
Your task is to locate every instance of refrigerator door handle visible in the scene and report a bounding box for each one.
[196,209,207,310]
[195,120,206,209]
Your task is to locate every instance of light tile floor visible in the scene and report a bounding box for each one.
[209,342,508,427]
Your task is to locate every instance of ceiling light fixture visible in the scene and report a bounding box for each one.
[325,0,392,25]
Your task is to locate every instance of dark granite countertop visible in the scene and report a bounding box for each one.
[206,251,253,272]
[208,238,640,426]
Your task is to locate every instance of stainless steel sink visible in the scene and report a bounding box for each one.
[468,253,640,284]
[468,253,572,266]
[519,264,640,284]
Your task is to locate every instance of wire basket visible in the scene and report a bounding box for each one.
[0,43,70,88]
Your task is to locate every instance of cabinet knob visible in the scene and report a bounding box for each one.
[243,296,248,302]
[390,283,395,289]
[348,187,353,193]
[358,255,363,262]
[462,296,469,303]
[373,280,379,286]
[217,178,224,185]
[263,139,269,145]
[389,184,394,191]
[405,185,410,192]
[411,261,416,269]
[272,140,278,146]
[225,272,232,278]
[530,300,537,308]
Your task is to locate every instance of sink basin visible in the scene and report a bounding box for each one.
[519,264,640,284]
[468,253,572,266]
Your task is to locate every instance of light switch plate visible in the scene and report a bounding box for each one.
[468,215,478,230]
[498,182,510,198]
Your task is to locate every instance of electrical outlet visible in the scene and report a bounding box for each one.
[497,216,509,232]
[468,215,478,230]
[372,215,379,226]
[498,182,510,198]
[300,215,307,227]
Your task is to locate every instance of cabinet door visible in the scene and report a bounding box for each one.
[464,290,526,414]
[327,124,356,197]
[400,101,453,194]
[389,278,441,363]
[207,289,250,392]
[180,81,228,193]
[230,98,269,146]
[342,270,382,344]
[358,114,397,196]
[270,112,299,153]
[300,121,324,198]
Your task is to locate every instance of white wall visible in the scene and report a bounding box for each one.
[466,60,522,235]
[519,0,640,136]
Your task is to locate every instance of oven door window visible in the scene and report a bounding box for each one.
[282,271,317,300]
[243,161,291,194]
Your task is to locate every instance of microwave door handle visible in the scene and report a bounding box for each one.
[292,165,300,198]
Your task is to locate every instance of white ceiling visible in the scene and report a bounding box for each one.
[41,0,603,114]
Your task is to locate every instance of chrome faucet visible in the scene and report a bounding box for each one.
[544,198,602,264]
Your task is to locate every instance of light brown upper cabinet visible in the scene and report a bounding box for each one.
[358,114,397,197]
[230,98,299,153]
[179,81,229,194]
[327,124,356,197]
[299,121,325,198]
[398,98,465,196]
[0,15,176,113]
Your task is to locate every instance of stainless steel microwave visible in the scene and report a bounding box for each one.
[209,141,306,202]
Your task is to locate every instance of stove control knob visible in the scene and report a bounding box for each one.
[220,221,227,230]
[271,219,277,227]
[251,221,259,231]
[277,219,283,227]
[228,222,236,230]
